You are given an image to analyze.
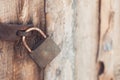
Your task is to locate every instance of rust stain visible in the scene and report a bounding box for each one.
[99,74,114,80]
[103,11,114,41]
[108,11,114,29]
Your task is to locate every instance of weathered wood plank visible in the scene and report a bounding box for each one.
[98,0,120,80]
[74,0,99,80]
[45,0,75,80]
[0,41,14,80]
[0,1,19,80]
[0,0,45,80]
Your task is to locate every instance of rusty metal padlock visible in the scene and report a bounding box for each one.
[22,27,60,68]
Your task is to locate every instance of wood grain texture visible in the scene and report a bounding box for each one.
[1,0,120,80]
[45,0,75,80]
[0,41,14,80]
[0,0,45,80]
[74,0,99,80]
[0,1,19,80]
[98,0,120,80]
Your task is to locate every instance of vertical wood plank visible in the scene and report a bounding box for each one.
[74,0,99,80]
[14,0,45,80]
[0,0,45,80]
[45,0,75,80]
[0,0,20,80]
[0,41,14,80]
[98,0,120,80]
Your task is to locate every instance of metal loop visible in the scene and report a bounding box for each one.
[22,27,47,52]
[17,30,30,37]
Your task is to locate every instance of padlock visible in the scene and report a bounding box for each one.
[22,27,60,68]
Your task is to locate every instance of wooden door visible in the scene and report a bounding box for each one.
[0,0,120,80]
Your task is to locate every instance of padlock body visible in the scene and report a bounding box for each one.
[30,37,60,68]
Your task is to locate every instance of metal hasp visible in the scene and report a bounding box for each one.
[22,27,61,68]
[0,23,32,41]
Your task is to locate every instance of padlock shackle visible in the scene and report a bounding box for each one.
[22,27,47,52]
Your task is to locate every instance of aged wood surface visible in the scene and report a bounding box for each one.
[0,0,45,80]
[1,0,120,80]
[98,0,120,80]
[45,0,75,80]
[74,0,99,80]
